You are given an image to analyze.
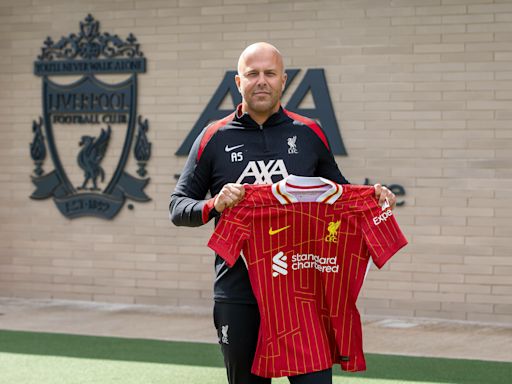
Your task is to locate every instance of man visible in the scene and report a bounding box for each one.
[170,42,397,384]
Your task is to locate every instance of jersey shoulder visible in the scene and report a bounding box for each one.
[340,185,377,207]
[240,184,278,207]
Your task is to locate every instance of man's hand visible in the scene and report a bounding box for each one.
[214,183,245,213]
[374,183,396,210]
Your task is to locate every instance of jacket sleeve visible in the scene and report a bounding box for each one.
[169,128,219,227]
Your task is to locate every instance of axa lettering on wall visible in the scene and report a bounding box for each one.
[175,69,406,206]
[29,14,151,219]
[175,69,347,157]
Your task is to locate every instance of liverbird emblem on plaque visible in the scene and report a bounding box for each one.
[29,14,151,219]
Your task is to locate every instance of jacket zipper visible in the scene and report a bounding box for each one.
[260,124,268,152]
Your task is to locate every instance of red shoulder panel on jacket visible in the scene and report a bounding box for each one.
[197,112,236,161]
[282,109,330,150]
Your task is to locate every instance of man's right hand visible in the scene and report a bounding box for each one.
[214,183,245,213]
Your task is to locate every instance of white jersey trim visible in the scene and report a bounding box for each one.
[271,175,343,205]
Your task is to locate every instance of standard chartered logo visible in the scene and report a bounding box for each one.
[292,253,339,273]
[272,251,288,277]
[272,251,339,277]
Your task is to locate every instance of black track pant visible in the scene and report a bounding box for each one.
[213,302,332,384]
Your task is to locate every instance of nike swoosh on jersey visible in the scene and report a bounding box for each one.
[225,144,244,152]
[269,225,291,235]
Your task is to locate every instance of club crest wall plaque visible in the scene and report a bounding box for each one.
[30,15,151,219]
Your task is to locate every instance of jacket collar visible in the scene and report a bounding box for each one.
[234,104,289,128]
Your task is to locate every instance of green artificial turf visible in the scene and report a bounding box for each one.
[0,330,510,384]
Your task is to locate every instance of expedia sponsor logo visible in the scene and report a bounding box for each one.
[373,209,393,226]
[291,253,339,273]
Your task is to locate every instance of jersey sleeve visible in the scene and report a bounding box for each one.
[207,206,252,267]
[360,193,408,269]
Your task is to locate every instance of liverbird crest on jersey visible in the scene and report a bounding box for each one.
[325,220,341,243]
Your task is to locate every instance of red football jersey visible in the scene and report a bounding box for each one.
[208,175,407,378]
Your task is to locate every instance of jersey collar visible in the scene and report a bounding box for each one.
[271,175,343,205]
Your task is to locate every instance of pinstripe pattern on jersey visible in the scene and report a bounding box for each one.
[208,177,407,378]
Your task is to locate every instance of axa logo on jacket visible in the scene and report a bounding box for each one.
[236,159,289,184]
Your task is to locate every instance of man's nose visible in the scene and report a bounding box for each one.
[256,73,268,86]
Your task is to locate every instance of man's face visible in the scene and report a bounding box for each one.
[235,47,287,121]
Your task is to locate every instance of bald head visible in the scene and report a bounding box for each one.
[237,42,285,75]
[235,42,287,124]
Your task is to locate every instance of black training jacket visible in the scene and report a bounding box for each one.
[170,105,349,304]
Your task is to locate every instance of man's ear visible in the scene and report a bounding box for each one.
[235,74,241,93]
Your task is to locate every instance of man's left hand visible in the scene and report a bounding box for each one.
[374,184,396,210]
